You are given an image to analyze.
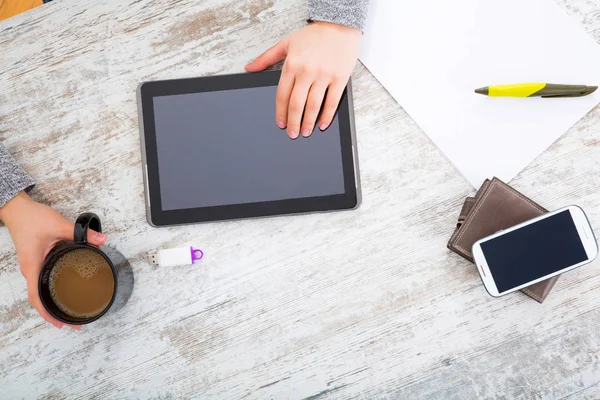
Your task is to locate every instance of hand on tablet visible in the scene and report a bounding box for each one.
[245,21,361,139]
[0,192,107,329]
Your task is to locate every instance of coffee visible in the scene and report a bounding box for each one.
[49,248,115,319]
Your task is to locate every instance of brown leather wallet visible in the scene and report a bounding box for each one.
[448,177,559,303]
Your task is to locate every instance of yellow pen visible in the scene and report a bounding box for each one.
[475,83,597,98]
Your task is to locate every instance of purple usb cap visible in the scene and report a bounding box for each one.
[190,247,204,263]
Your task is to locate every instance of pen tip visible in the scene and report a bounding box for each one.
[475,87,489,95]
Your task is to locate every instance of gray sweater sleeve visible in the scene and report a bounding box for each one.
[308,0,370,32]
[0,144,35,207]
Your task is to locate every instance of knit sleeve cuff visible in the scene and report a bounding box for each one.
[308,0,370,33]
[0,145,36,208]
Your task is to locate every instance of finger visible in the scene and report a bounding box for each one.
[275,63,295,129]
[57,219,76,240]
[27,279,64,329]
[24,262,80,330]
[67,324,82,330]
[300,80,328,137]
[286,77,313,139]
[318,80,347,131]
[87,229,107,247]
[58,220,106,247]
[245,39,288,72]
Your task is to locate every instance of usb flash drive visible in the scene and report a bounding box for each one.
[148,246,204,267]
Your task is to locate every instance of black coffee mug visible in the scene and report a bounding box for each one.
[38,213,132,325]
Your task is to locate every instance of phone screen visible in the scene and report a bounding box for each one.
[480,210,588,293]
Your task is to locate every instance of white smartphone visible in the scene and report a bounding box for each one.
[472,205,598,297]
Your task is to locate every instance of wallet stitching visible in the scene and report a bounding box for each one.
[522,288,542,302]
[454,179,547,257]
[462,198,476,207]
[453,183,497,256]
[448,226,471,259]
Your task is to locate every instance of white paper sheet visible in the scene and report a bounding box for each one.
[360,0,600,187]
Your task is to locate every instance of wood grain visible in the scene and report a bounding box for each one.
[1,0,600,398]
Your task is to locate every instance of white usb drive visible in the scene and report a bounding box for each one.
[148,246,204,267]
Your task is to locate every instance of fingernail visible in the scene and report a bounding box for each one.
[93,231,107,242]
[277,120,286,129]
[301,128,311,137]
[288,129,299,139]
[319,122,329,131]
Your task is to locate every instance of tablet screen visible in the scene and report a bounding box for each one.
[153,86,346,211]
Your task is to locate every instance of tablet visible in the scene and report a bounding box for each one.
[137,71,361,227]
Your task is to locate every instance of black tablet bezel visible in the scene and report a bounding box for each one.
[138,71,359,226]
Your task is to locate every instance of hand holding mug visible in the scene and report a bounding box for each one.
[0,192,107,329]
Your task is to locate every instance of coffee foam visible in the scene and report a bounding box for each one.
[49,249,113,319]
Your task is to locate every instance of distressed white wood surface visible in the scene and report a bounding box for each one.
[1,0,600,398]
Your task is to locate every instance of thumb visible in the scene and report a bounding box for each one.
[245,39,288,72]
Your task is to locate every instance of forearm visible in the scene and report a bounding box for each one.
[308,0,370,32]
[0,191,31,227]
[0,144,35,209]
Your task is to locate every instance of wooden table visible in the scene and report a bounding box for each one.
[1,0,599,398]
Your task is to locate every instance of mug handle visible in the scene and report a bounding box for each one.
[74,213,102,245]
